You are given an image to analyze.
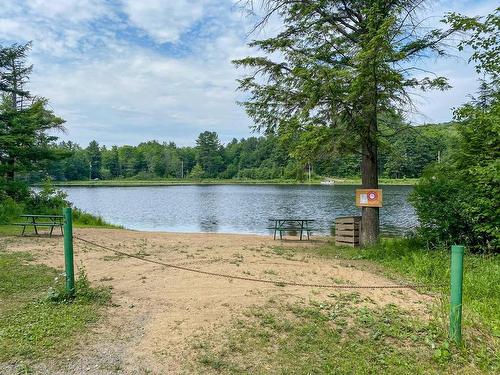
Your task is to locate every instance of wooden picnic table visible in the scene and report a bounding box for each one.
[268,218,316,240]
[14,214,64,236]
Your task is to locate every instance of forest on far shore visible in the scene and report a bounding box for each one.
[28,122,454,183]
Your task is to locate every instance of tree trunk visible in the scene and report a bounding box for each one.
[360,119,379,246]
[6,157,15,181]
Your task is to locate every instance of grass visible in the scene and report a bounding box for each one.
[294,238,500,336]
[194,297,497,374]
[72,208,122,229]
[47,177,418,187]
[193,238,499,374]
[0,250,111,367]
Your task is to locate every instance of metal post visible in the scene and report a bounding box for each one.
[450,245,464,344]
[63,207,75,296]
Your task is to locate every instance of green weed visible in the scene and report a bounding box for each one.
[0,251,111,364]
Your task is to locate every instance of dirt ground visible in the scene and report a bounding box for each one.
[1,228,434,374]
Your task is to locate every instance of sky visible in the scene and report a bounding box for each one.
[0,0,497,147]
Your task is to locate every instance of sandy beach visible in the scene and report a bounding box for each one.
[1,228,434,374]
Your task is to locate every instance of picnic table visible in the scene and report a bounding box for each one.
[268,219,315,240]
[14,214,64,236]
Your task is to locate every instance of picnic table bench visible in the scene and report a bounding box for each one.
[267,219,315,240]
[13,214,64,236]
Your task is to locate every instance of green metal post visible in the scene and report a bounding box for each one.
[449,245,464,344]
[63,207,75,296]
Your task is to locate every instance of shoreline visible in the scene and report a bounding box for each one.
[45,178,418,187]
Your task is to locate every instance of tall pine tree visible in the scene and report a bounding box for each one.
[0,42,64,184]
[234,0,457,245]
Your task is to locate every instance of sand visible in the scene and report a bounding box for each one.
[0,228,434,374]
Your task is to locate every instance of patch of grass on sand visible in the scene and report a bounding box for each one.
[193,238,498,374]
[294,238,499,337]
[194,295,498,374]
[0,251,110,366]
[0,225,22,236]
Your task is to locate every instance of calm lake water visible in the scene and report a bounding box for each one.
[61,184,417,236]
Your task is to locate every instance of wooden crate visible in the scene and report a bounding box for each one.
[335,216,361,247]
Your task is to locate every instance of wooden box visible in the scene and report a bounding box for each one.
[335,216,361,247]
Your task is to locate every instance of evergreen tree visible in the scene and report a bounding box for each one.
[0,42,64,184]
[234,0,456,245]
[196,131,224,178]
[86,140,102,179]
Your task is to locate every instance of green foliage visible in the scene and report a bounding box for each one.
[0,252,110,362]
[72,208,118,228]
[188,163,204,180]
[0,178,68,224]
[233,0,456,179]
[195,131,224,178]
[0,177,116,228]
[25,178,69,214]
[1,42,66,181]
[86,140,102,179]
[0,194,23,224]
[0,98,65,178]
[34,124,452,183]
[411,9,499,253]
[446,8,500,82]
[411,119,499,252]
[381,124,455,178]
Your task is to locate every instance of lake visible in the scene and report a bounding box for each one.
[61,184,417,236]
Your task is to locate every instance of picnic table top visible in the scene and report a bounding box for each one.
[20,214,64,219]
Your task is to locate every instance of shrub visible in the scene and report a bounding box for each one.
[72,209,113,227]
[410,100,499,252]
[0,195,24,224]
[25,178,70,214]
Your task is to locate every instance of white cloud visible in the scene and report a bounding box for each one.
[30,42,252,146]
[121,0,207,44]
[25,0,110,23]
[0,0,497,146]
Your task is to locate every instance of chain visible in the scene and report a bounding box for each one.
[74,236,429,290]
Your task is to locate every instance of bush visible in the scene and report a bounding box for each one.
[410,164,473,248]
[24,178,70,214]
[0,195,24,224]
[410,101,499,253]
[72,209,115,227]
[0,178,31,202]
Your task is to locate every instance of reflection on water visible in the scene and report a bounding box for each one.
[61,184,417,235]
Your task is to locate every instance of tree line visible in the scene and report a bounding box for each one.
[28,122,453,182]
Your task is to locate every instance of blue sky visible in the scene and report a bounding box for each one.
[0,0,497,147]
